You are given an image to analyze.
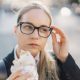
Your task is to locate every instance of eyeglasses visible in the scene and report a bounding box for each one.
[18,22,53,38]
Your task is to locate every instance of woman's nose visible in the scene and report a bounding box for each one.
[31,29,39,38]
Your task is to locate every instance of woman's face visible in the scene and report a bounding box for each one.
[15,9,51,56]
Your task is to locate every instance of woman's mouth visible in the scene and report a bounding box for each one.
[28,43,40,48]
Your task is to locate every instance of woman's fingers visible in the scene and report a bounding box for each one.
[51,26,69,62]
[7,70,22,80]
[51,26,67,42]
[7,70,33,80]
[14,72,32,80]
[51,32,60,54]
[51,26,68,46]
[51,26,65,37]
[14,76,26,80]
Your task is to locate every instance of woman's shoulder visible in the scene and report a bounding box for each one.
[2,50,14,77]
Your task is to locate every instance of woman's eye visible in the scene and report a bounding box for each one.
[40,28,49,32]
[24,25,33,30]
[43,29,47,31]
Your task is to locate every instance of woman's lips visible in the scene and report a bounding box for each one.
[28,43,40,47]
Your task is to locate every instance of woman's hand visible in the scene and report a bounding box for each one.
[51,26,69,62]
[7,70,31,80]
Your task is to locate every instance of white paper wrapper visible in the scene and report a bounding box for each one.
[11,50,38,80]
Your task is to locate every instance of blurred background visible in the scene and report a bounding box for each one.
[0,0,80,67]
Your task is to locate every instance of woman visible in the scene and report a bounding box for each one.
[1,1,80,80]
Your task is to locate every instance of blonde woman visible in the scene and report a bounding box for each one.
[0,2,80,80]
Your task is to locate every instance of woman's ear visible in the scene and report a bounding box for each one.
[13,25,17,34]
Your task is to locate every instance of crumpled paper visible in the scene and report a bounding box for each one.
[11,50,38,80]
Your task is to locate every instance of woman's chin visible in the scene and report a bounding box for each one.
[25,49,40,57]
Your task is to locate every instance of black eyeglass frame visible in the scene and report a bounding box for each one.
[17,22,53,38]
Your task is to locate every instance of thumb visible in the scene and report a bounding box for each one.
[51,32,60,55]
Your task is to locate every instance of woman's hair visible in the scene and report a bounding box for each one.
[17,1,52,25]
[16,1,59,80]
[38,50,59,80]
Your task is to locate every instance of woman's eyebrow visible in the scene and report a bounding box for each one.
[21,21,50,27]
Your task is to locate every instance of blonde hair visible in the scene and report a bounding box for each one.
[16,1,59,80]
[17,1,52,25]
[38,50,59,80]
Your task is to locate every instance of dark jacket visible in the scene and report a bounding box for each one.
[0,50,80,80]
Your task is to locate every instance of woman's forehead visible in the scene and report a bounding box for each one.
[20,9,51,26]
